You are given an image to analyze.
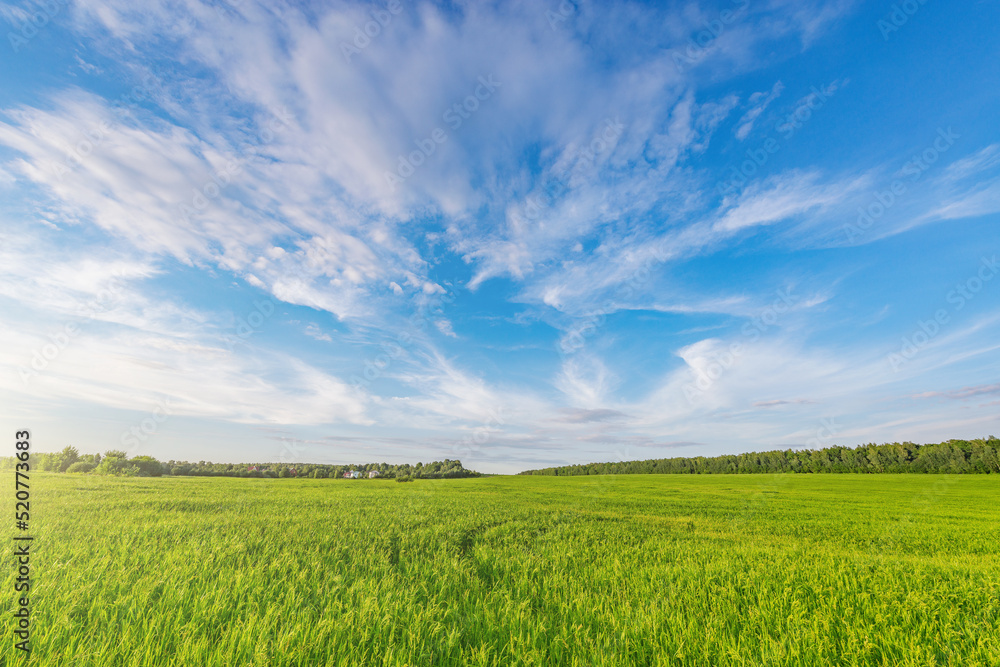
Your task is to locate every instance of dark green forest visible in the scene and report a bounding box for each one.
[9,438,999,479]
[0,448,480,479]
[519,438,1000,476]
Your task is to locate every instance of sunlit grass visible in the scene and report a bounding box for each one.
[4,473,998,666]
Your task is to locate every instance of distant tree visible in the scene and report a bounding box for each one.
[518,438,1000,477]
[971,440,1000,473]
[52,446,80,472]
[1,452,485,479]
[36,452,57,472]
[130,456,164,477]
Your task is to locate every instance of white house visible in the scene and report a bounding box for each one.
[368,470,381,478]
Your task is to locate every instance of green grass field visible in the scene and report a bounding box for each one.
[4,473,998,666]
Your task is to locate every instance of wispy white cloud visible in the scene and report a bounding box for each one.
[925,144,1000,221]
[753,398,816,408]
[734,80,784,140]
[304,323,332,342]
[913,383,1000,400]
[713,169,862,233]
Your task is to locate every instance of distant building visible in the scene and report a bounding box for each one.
[368,470,381,478]
[344,470,362,479]
[343,471,353,479]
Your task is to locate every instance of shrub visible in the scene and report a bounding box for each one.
[130,456,164,477]
[66,462,96,474]
[97,458,132,476]
[395,475,413,483]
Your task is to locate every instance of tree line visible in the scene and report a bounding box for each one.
[519,437,1000,476]
[0,448,480,479]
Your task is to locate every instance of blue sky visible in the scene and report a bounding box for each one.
[1,0,998,473]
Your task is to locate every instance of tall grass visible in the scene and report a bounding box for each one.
[3,474,998,666]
